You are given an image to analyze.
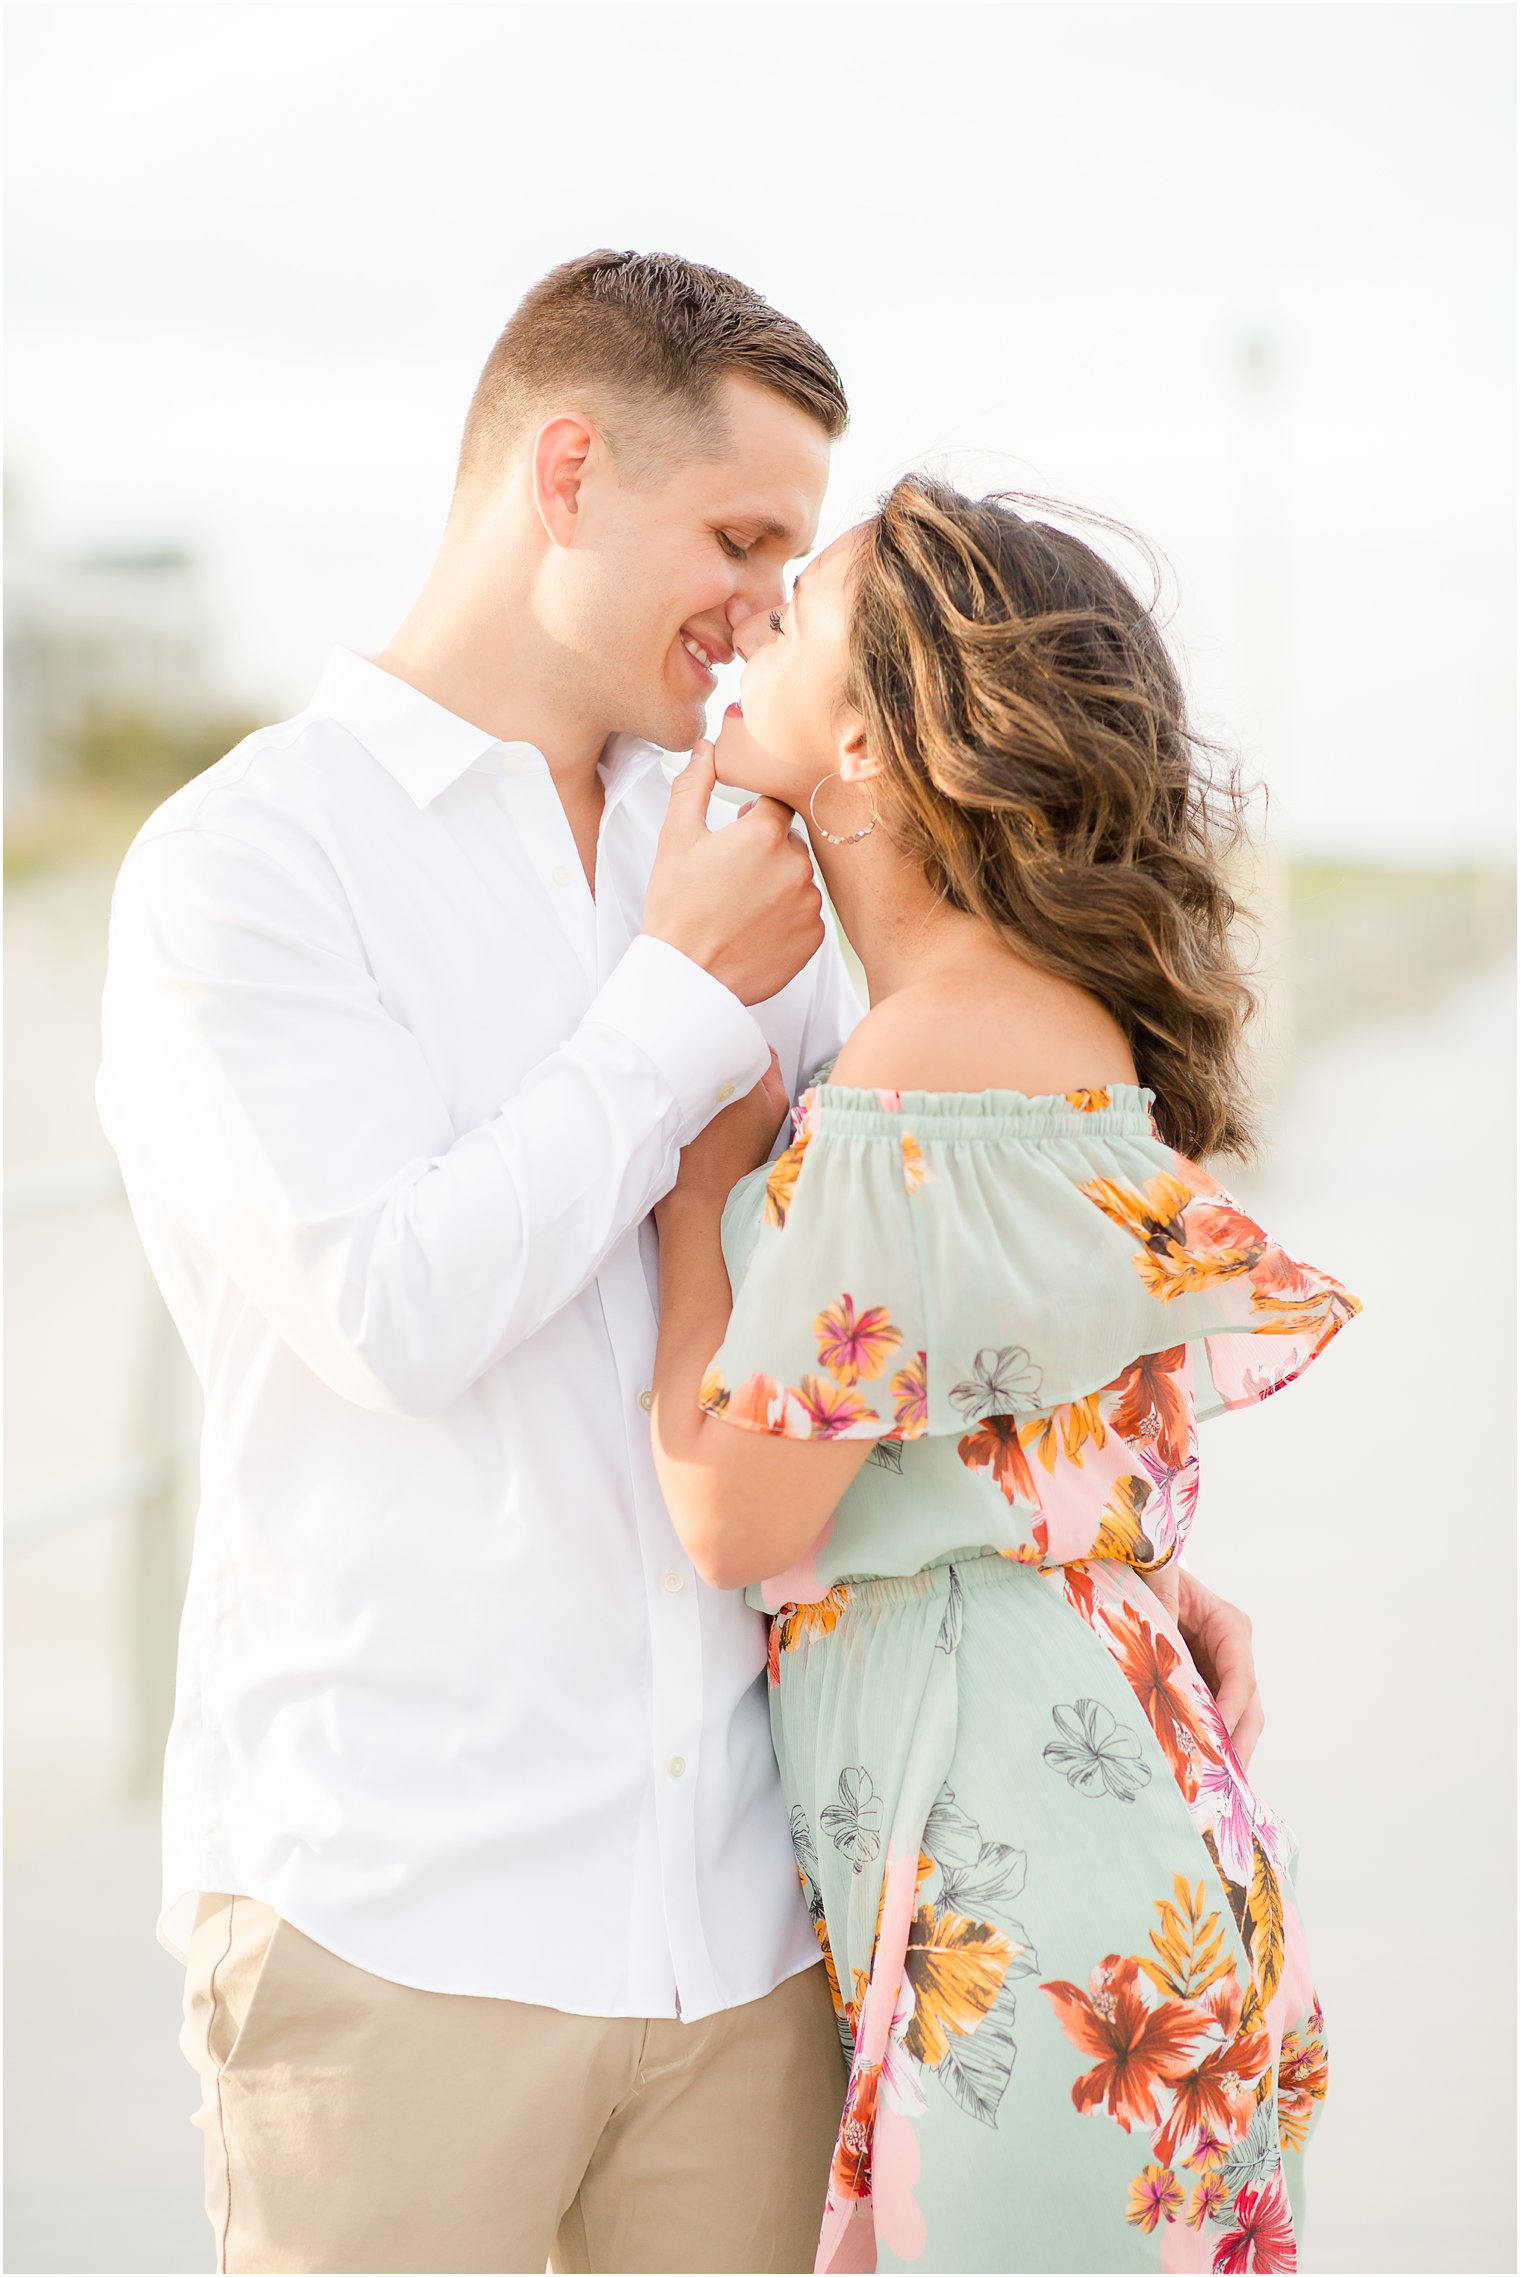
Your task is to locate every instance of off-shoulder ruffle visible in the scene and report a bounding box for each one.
[701,1081,1359,1456]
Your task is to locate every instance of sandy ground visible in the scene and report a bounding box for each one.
[4,858,1515,2275]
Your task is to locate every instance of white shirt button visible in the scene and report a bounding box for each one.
[667,1756,687,1779]
[501,749,529,776]
[661,1570,685,1594]
[550,863,573,887]
[715,1081,735,1103]
[638,1387,653,1413]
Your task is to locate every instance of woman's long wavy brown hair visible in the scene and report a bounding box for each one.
[844,474,1257,1160]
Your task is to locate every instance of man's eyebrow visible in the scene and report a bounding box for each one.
[725,512,801,548]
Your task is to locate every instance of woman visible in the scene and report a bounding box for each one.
[650,477,1355,2274]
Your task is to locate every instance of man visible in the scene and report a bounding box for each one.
[98,250,1262,2275]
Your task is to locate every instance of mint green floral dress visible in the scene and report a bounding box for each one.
[700,1074,1358,2276]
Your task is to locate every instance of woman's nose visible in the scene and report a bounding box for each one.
[728,601,778,665]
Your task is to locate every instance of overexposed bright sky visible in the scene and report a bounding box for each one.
[6,0,1515,861]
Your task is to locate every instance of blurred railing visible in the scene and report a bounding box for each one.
[4,1159,191,1797]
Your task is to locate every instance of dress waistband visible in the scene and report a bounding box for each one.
[825,1553,1027,1608]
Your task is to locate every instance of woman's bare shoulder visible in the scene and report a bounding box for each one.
[829,969,1137,1097]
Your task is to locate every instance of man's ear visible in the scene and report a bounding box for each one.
[836,714,884,785]
[531,415,598,548]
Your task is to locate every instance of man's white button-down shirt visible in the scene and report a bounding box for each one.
[97,647,863,2020]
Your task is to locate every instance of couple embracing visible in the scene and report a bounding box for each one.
[98,250,1356,2276]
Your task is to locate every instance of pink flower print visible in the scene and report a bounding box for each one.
[1212,2166,1297,2272]
[880,1976,927,2117]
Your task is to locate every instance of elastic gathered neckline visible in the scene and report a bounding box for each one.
[804,1080,1158,1143]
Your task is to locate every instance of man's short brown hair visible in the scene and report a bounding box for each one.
[455,249,849,491]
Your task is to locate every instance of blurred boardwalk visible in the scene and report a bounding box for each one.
[4,849,1514,2274]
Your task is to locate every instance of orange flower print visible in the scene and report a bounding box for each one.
[890,1351,929,1436]
[1276,1997,1329,2151]
[763,1137,809,1228]
[814,1295,903,1385]
[794,1373,878,1438]
[830,2057,881,2204]
[958,1417,1040,1509]
[1104,1600,1221,1803]
[1081,1169,1263,1302]
[901,1132,931,1195]
[1065,1087,1112,1112]
[1041,1954,1205,2132]
[768,1586,852,1685]
[1126,2163,1183,2232]
[1152,1978,1271,2166]
[1188,2172,1231,2226]
[724,1371,788,1431]
[1107,1347,1192,1471]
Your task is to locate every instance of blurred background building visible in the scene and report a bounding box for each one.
[5,497,213,812]
[4,5,1514,2273]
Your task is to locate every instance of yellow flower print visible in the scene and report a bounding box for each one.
[764,1137,810,1229]
[1187,2173,1230,2226]
[900,1132,932,1195]
[698,1366,728,1416]
[793,1373,878,1437]
[889,1351,929,1436]
[814,1295,903,1385]
[1018,1392,1108,1474]
[1091,1474,1158,1567]
[1065,1087,1112,1112]
[1125,2164,1183,2232]
[902,1905,1015,2067]
[1276,1996,1329,2151]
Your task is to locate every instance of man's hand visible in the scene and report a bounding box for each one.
[643,740,826,1005]
[1175,1570,1264,1769]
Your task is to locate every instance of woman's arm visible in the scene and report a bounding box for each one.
[651,1183,871,1591]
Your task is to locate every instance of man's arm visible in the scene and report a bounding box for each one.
[99,820,772,1418]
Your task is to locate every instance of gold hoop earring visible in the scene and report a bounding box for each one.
[808,773,877,847]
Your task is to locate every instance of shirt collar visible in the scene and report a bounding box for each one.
[597,732,666,813]
[311,647,666,813]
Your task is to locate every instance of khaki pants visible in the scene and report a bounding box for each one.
[180,1893,846,2275]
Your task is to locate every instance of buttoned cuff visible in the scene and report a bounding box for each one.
[584,935,772,1139]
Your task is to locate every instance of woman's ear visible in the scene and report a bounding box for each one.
[836,714,883,785]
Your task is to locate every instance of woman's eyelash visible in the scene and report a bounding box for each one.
[768,608,784,634]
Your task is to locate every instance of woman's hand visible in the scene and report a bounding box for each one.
[660,1050,792,1213]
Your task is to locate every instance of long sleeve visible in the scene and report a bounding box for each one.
[98,820,771,1417]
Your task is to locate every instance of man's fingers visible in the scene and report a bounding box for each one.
[661,739,717,839]
[739,792,801,839]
